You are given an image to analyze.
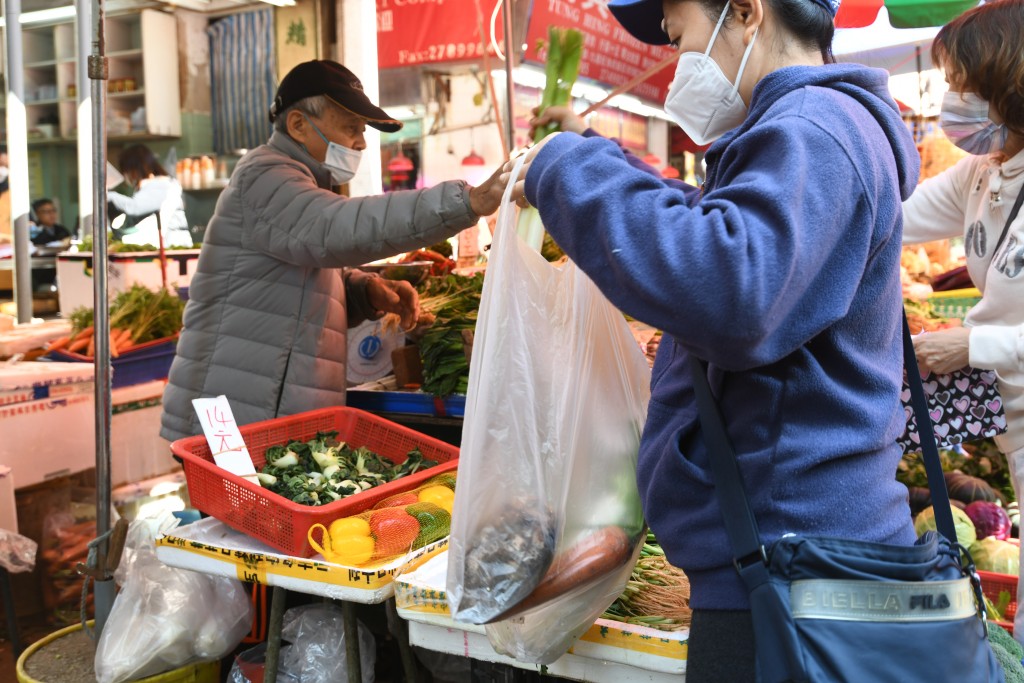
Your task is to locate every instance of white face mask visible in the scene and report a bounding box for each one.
[304,115,362,185]
[663,5,758,146]
[0,167,8,184]
[939,91,1007,156]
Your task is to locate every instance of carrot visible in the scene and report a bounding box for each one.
[68,337,90,353]
[110,331,120,358]
[86,336,95,358]
[116,328,134,351]
[47,336,71,351]
[74,325,94,340]
[503,526,634,618]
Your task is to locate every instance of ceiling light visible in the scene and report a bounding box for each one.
[0,5,76,27]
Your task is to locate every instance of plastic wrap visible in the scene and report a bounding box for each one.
[0,528,37,573]
[228,605,376,683]
[95,518,252,683]
[446,156,651,663]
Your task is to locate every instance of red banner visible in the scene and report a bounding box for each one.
[523,0,677,104]
[376,0,501,70]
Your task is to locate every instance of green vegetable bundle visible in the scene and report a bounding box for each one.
[417,274,485,397]
[601,533,692,631]
[518,26,584,252]
[257,430,437,506]
[70,284,185,344]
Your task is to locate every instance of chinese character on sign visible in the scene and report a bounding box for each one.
[286,19,307,46]
[205,406,242,453]
[377,10,394,32]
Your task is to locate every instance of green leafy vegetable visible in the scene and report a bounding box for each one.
[417,273,484,397]
[255,431,439,506]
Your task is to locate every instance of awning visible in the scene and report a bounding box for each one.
[836,0,978,28]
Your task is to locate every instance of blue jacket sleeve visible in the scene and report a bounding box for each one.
[582,129,700,205]
[524,124,875,371]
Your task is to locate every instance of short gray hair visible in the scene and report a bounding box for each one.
[272,95,329,134]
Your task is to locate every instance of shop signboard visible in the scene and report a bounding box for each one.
[376,0,500,69]
[523,0,677,104]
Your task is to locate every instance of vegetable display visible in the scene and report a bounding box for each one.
[307,473,456,566]
[47,284,185,357]
[415,274,485,397]
[904,298,959,334]
[601,533,692,631]
[256,430,437,507]
[965,501,1012,541]
[914,504,977,548]
[971,537,1020,575]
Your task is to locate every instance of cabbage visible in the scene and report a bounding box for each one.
[914,505,977,547]
[970,537,1020,575]
[965,501,1011,541]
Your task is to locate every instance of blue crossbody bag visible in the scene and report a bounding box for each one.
[689,313,1005,682]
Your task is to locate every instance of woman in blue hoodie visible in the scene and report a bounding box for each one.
[505,0,920,678]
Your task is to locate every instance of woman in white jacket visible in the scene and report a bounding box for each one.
[903,0,1024,639]
[109,145,193,248]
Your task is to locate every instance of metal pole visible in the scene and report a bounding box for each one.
[3,0,34,323]
[75,0,94,238]
[88,0,114,635]
[501,0,515,154]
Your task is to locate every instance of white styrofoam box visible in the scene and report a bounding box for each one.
[111,381,177,487]
[56,249,201,313]
[0,393,96,488]
[0,361,95,406]
[0,465,17,531]
[0,320,74,358]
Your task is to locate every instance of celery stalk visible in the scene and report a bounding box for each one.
[518,26,584,252]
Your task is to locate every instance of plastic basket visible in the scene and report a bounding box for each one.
[49,334,178,388]
[927,287,982,320]
[978,569,1017,634]
[171,406,459,557]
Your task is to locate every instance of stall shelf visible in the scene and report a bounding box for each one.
[156,517,446,683]
[395,550,689,681]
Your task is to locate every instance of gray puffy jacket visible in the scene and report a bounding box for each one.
[160,132,478,442]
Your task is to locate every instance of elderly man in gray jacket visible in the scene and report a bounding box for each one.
[161,60,504,441]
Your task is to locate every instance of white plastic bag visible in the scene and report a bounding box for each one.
[446,156,651,663]
[95,519,252,683]
[0,528,37,573]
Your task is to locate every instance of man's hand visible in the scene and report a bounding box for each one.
[912,326,972,375]
[469,164,508,217]
[529,106,586,138]
[501,133,560,207]
[367,277,419,331]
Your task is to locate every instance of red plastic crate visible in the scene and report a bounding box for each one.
[978,570,1017,635]
[171,407,459,557]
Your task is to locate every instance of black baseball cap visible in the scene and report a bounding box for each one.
[269,60,402,133]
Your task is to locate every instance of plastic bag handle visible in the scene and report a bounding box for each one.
[307,524,332,558]
[492,154,529,250]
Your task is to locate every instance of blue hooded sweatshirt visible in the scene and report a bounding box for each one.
[524,64,922,610]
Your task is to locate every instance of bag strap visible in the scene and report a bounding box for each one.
[689,311,960,581]
[994,186,1024,258]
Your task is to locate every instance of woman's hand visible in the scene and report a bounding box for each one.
[367,277,419,331]
[469,164,508,217]
[501,133,561,207]
[529,106,587,138]
[912,326,972,375]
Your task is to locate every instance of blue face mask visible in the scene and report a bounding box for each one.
[302,115,362,185]
[940,91,1008,156]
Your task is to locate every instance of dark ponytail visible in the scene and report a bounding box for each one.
[692,0,836,64]
[769,0,835,63]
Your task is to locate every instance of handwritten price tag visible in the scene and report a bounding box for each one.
[192,396,258,484]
